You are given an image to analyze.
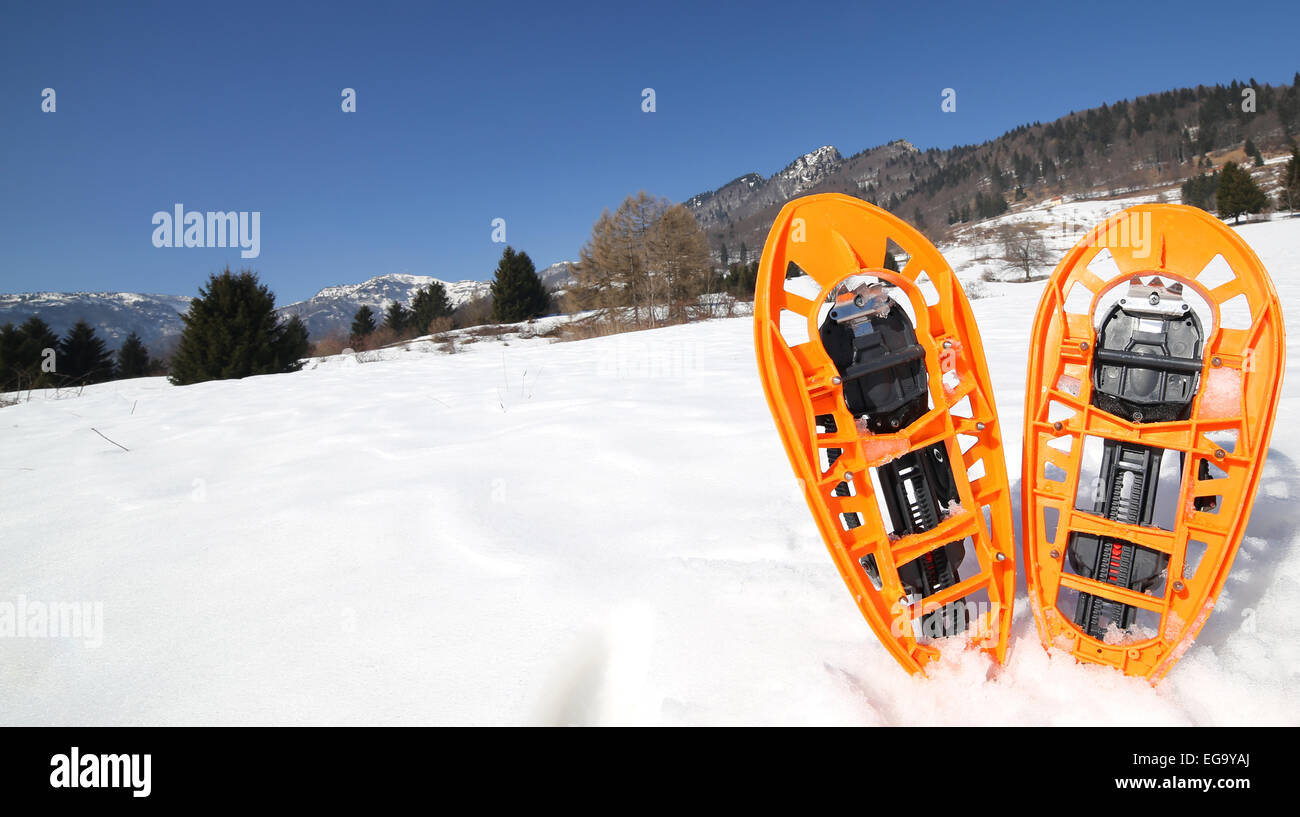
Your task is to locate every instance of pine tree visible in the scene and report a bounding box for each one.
[1278,148,1300,212]
[1181,171,1219,211]
[168,268,309,386]
[383,301,410,333]
[116,332,153,379]
[1244,138,1264,167]
[1216,162,1268,223]
[275,315,310,371]
[0,323,22,393]
[409,282,452,335]
[3,316,61,391]
[490,246,550,323]
[350,306,377,340]
[58,320,115,384]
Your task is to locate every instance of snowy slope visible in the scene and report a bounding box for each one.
[2,214,1298,725]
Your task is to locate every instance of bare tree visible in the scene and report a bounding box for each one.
[646,203,712,323]
[570,192,668,328]
[1000,224,1051,281]
[571,192,715,328]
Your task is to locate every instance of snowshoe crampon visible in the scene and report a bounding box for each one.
[1022,203,1285,681]
[754,193,1015,675]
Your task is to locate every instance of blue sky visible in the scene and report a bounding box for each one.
[2,0,1297,304]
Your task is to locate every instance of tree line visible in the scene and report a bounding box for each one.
[1181,148,1298,221]
[344,245,553,350]
[0,318,161,394]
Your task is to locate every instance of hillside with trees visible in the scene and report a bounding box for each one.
[689,76,1300,255]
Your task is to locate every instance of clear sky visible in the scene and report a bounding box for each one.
[2,0,1297,303]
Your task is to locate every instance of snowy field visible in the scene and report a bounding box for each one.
[2,206,1298,726]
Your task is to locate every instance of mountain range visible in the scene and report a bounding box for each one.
[5,76,1297,353]
[0,262,577,353]
[687,77,1300,260]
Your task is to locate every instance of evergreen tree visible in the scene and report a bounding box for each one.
[58,319,115,384]
[275,315,310,371]
[3,316,61,391]
[409,282,452,335]
[1278,148,1300,211]
[1216,162,1268,223]
[490,246,550,323]
[116,332,153,379]
[0,323,22,393]
[719,242,729,269]
[383,301,410,333]
[1244,138,1264,167]
[350,305,377,340]
[168,268,309,386]
[725,261,758,297]
[1181,171,1219,211]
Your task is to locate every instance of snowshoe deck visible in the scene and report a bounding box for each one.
[755,194,1015,674]
[1022,204,1285,681]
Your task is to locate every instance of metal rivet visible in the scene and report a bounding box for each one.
[1053,421,1063,431]
[1079,341,1089,351]
[843,471,853,482]
[1050,549,1060,559]
[1173,580,1185,592]
[1132,411,1143,422]
[995,552,1006,562]
[1120,298,1127,305]
[1211,357,1222,367]
[854,295,865,307]
[942,339,953,349]
[831,375,842,385]
[1214,449,1226,460]
[830,311,838,319]
[1181,304,1190,311]
[1149,293,1160,305]
[890,418,900,428]
[976,421,986,431]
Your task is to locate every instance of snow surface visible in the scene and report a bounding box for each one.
[2,207,1299,726]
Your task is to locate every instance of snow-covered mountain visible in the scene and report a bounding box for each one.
[0,291,193,353]
[537,261,577,292]
[276,274,491,340]
[1,265,576,349]
[686,145,846,230]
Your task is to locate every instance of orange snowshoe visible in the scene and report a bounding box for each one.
[1021,203,1285,681]
[754,194,1016,674]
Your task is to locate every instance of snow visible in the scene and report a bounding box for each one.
[2,206,1299,726]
